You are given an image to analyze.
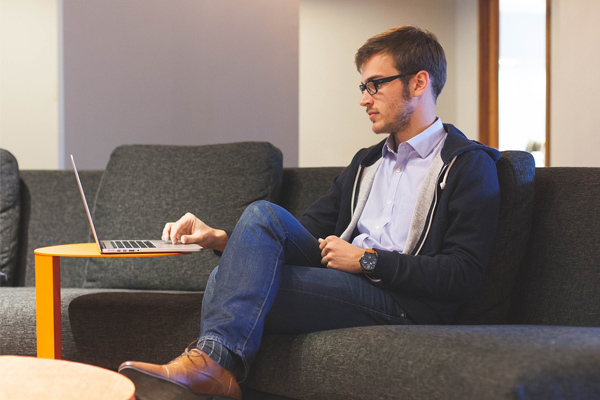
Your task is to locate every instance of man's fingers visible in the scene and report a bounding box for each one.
[163,213,202,243]
[162,222,174,241]
[180,233,199,245]
[170,221,186,244]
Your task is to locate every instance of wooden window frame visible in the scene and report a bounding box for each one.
[478,0,499,149]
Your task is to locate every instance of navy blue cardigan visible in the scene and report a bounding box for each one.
[299,124,501,324]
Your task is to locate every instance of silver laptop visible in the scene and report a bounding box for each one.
[71,155,203,254]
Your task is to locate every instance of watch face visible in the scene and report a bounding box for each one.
[360,252,377,272]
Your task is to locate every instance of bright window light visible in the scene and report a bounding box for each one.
[499,0,546,167]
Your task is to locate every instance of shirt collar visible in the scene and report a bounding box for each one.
[383,118,445,159]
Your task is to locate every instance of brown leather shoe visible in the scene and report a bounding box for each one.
[118,347,242,400]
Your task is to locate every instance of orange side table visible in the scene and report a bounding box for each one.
[0,356,135,400]
[35,243,183,359]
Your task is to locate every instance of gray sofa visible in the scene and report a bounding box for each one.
[1,143,599,399]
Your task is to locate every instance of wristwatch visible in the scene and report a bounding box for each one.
[360,249,378,274]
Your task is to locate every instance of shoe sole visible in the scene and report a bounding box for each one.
[119,366,235,400]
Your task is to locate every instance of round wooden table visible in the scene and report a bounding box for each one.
[0,356,135,400]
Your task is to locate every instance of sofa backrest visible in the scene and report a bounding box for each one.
[0,149,20,286]
[454,150,536,324]
[508,167,600,327]
[18,170,103,287]
[278,167,344,218]
[82,142,282,291]
[9,143,598,327]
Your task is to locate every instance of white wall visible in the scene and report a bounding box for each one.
[62,0,299,169]
[4,0,599,170]
[0,0,59,169]
[299,0,479,167]
[549,0,600,167]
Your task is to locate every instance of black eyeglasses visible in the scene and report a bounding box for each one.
[359,72,418,95]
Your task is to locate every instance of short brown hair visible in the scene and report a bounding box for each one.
[355,26,447,101]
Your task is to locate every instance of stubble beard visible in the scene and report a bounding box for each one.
[372,86,414,136]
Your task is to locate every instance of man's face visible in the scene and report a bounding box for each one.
[360,53,413,136]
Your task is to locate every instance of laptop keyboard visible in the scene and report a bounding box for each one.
[111,240,156,249]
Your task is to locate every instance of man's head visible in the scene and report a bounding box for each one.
[355,26,446,102]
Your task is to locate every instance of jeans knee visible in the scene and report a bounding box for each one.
[246,200,275,214]
[241,201,281,223]
[236,200,290,239]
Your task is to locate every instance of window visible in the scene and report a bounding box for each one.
[479,0,549,166]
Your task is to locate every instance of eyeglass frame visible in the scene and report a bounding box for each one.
[359,72,419,95]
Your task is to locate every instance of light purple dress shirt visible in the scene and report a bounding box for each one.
[352,118,447,253]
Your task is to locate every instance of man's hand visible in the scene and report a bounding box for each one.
[162,213,228,252]
[318,236,364,274]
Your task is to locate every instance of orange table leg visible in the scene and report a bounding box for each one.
[35,254,62,359]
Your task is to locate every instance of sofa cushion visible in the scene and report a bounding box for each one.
[0,149,20,286]
[0,287,202,370]
[67,290,203,369]
[248,325,600,400]
[453,151,535,324]
[83,142,282,291]
[509,167,600,326]
[0,286,73,358]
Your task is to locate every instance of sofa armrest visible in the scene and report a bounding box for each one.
[0,149,20,287]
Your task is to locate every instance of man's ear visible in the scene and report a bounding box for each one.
[411,70,430,98]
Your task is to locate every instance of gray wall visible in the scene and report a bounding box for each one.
[62,0,299,169]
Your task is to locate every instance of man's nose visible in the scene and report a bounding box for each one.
[360,90,374,107]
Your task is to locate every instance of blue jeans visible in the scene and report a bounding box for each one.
[198,201,412,378]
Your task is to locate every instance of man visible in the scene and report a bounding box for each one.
[119,26,500,400]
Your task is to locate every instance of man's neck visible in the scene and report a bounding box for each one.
[392,115,438,146]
